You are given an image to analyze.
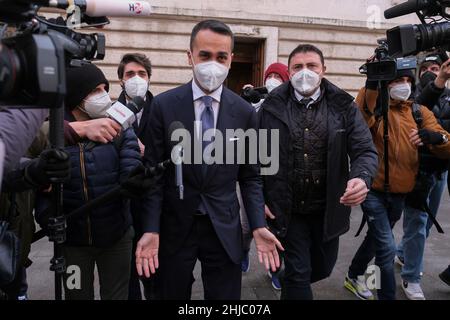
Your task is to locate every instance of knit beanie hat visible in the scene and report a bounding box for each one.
[391,69,416,88]
[264,63,290,83]
[65,63,110,111]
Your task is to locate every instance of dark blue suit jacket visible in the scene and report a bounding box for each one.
[142,82,266,263]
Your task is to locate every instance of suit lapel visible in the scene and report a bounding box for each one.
[174,82,202,186]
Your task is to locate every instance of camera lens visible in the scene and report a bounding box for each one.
[0,44,21,100]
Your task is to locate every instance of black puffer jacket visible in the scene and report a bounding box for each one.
[259,79,378,241]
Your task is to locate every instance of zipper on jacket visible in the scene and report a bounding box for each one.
[79,143,93,246]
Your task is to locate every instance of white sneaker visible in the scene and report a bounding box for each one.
[402,281,426,300]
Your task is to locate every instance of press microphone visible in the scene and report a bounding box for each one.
[169,121,185,200]
[384,0,429,19]
[106,96,145,130]
[47,0,152,17]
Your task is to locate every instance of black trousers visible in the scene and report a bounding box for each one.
[158,215,241,300]
[281,214,339,300]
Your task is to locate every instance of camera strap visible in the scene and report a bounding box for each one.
[411,102,423,129]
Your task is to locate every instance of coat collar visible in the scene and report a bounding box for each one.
[261,78,354,126]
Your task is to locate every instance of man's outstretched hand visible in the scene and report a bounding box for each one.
[136,232,159,278]
[253,228,284,272]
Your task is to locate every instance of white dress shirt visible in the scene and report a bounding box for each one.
[192,80,222,137]
[294,87,322,108]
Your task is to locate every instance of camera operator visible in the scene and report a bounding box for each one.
[395,55,450,299]
[241,63,290,112]
[0,103,70,301]
[0,148,70,300]
[0,108,71,300]
[34,63,142,300]
[345,67,450,301]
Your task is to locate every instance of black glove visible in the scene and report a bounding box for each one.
[24,149,71,187]
[418,129,445,145]
[121,164,162,199]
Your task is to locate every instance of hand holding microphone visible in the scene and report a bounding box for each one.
[107,96,145,130]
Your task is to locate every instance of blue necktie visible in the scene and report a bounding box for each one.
[200,96,214,176]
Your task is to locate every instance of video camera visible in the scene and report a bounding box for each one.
[360,39,417,81]
[0,0,109,108]
[241,86,269,104]
[384,0,450,59]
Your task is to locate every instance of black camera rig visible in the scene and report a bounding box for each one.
[0,0,107,107]
[0,0,110,300]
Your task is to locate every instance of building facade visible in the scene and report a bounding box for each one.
[62,1,422,97]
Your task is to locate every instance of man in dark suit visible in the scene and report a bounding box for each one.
[117,53,156,300]
[136,20,283,300]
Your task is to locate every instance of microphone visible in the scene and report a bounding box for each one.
[48,0,152,17]
[168,121,185,200]
[384,0,429,19]
[106,96,145,130]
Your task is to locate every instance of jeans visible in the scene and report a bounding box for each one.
[397,171,448,283]
[348,190,406,300]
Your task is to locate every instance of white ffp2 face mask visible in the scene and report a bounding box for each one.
[124,75,149,99]
[389,83,412,101]
[265,78,283,93]
[191,57,229,92]
[82,91,112,119]
[290,68,321,96]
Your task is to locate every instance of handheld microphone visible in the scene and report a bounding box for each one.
[106,96,145,130]
[169,121,185,200]
[48,0,152,17]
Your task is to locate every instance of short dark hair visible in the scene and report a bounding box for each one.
[117,53,152,79]
[288,44,325,67]
[190,20,234,51]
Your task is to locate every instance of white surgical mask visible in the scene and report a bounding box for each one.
[81,91,111,119]
[124,75,149,99]
[191,56,229,92]
[290,69,321,96]
[389,83,412,101]
[265,78,283,93]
